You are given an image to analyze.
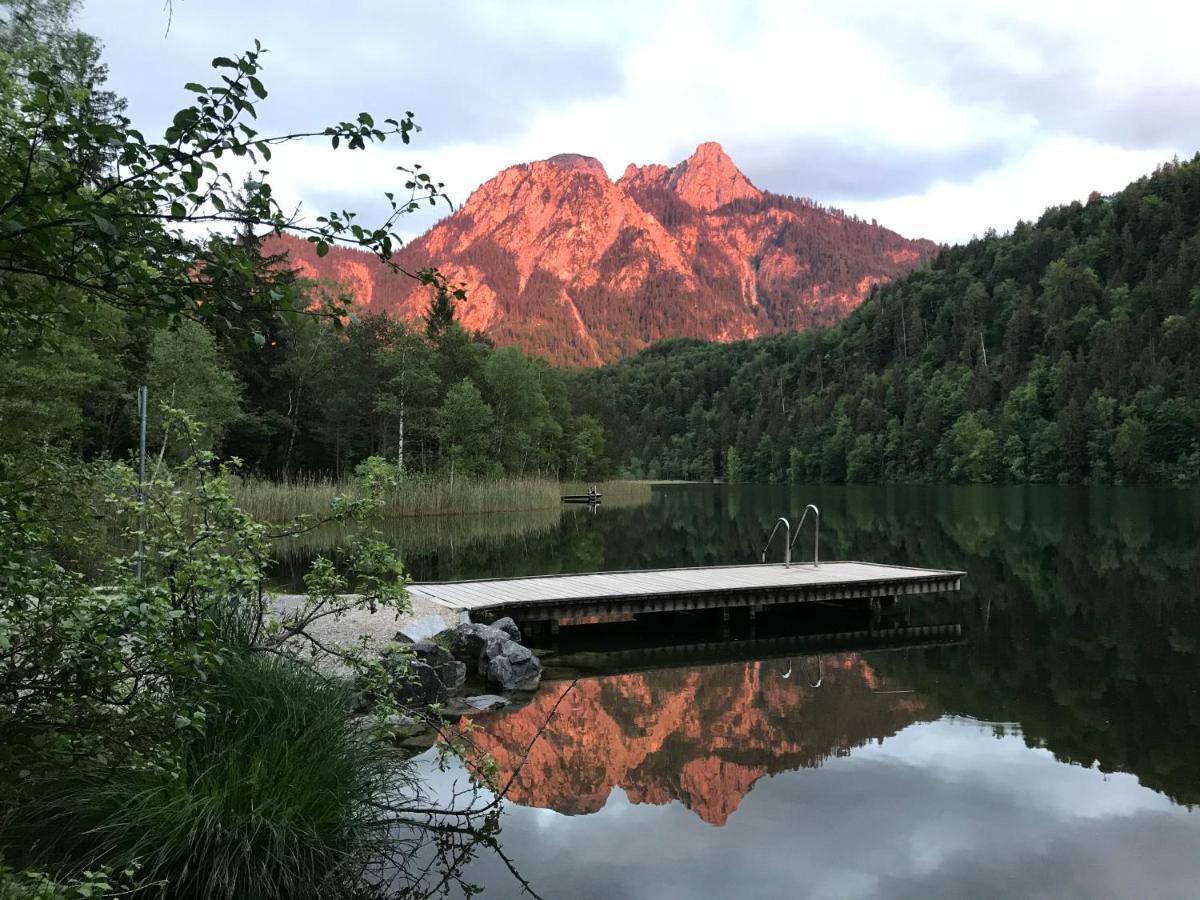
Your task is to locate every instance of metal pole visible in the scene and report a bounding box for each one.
[814,509,820,568]
[137,385,147,580]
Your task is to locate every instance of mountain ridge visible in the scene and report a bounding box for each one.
[275,142,936,366]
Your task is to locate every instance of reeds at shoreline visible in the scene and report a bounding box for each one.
[234,475,653,524]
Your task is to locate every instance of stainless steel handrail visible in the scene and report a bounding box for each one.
[788,504,820,567]
[761,517,791,567]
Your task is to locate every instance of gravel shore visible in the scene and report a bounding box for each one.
[268,593,459,664]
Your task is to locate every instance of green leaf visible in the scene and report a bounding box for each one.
[184,82,206,93]
[315,240,329,257]
[248,75,267,99]
[170,202,186,219]
[92,214,117,237]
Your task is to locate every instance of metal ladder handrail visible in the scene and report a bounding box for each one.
[776,656,822,687]
[788,504,820,567]
[760,517,791,567]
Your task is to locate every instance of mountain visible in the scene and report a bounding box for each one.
[580,156,1200,485]
[464,654,933,825]
[274,142,935,366]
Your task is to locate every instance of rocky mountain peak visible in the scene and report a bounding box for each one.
[273,142,936,366]
[668,141,761,210]
[543,153,609,179]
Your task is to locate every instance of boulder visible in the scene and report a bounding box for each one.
[490,616,522,642]
[461,694,510,712]
[377,641,466,707]
[388,660,452,707]
[479,637,542,691]
[426,621,542,691]
[484,655,542,691]
[411,640,466,692]
[396,614,452,643]
[435,622,510,669]
[378,712,425,738]
[478,636,532,674]
[442,694,511,715]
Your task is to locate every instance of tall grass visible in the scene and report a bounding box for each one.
[6,653,402,900]
[271,504,566,577]
[235,474,652,523]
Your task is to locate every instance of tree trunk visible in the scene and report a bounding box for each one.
[397,392,405,476]
[283,383,303,479]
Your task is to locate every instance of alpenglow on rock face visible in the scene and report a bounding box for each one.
[274,143,936,367]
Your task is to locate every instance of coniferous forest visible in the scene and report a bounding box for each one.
[577,159,1200,485]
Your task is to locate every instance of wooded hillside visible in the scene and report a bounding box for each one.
[578,158,1200,485]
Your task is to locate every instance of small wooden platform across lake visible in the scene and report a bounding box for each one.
[409,561,964,627]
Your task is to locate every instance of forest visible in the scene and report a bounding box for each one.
[2,227,608,483]
[577,158,1200,485]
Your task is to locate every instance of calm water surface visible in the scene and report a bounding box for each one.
[313,484,1200,898]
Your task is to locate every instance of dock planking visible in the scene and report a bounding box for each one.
[408,561,964,626]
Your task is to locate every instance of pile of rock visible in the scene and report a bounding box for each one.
[379,616,543,710]
[437,617,543,692]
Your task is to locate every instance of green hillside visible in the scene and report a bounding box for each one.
[578,157,1200,485]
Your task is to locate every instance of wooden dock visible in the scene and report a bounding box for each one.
[408,561,963,627]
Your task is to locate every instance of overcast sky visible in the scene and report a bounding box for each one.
[80,0,1200,244]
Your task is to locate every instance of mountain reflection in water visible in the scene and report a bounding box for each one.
[468,653,935,825]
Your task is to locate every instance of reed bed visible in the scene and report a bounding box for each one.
[234,475,652,524]
[271,505,566,575]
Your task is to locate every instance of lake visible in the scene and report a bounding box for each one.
[303,483,1200,898]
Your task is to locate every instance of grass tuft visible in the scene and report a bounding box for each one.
[7,653,402,900]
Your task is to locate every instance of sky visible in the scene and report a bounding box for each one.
[79,0,1200,245]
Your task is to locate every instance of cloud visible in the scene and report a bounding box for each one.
[78,0,1200,244]
[411,718,1200,899]
[735,137,1015,203]
[80,0,626,144]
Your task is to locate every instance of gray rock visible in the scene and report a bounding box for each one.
[396,614,450,643]
[461,694,510,711]
[378,712,427,738]
[480,639,542,691]
[411,640,466,692]
[441,660,467,693]
[436,622,510,669]
[377,641,465,706]
[484,655,514,689]
[442,693,512,715]
[381,712,419,729]
[477,635,533,677]
[490,616,522,642]
[391,660,452,706]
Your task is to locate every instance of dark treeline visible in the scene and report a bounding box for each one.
[2,237,608,481]
[576,158,1200,485]
[219,259,609,480]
